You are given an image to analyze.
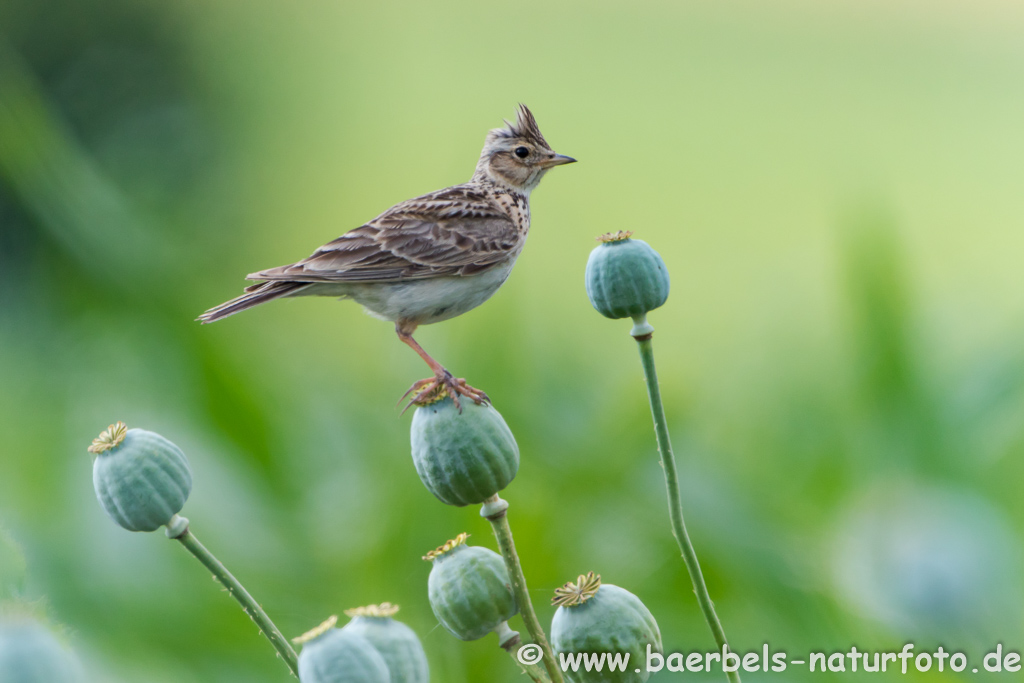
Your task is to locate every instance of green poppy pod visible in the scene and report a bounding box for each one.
[90,422,192,532]
[295,616,390,683]
[585,232,670,321]
[550,572,663,683]
[425,534,518,643]
[0,617,85,683]
[410,395,519,507]
[340,603,429,683]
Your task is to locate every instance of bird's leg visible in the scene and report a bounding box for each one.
[396,324,489,410]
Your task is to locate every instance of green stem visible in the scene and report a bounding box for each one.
[499,631,550,683]
[168,516,299,677]
[505,648,550,683]
[483,496,564,683]
[633,322,741,683]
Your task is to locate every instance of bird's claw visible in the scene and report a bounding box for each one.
[399,370,489,413]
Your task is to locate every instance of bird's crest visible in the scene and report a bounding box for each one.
[492,104,550,149]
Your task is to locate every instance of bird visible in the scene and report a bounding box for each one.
[198,104,575,407]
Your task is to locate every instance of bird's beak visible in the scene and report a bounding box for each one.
[540,153,577,168]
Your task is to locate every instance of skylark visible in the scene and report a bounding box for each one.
[198,104,575,406]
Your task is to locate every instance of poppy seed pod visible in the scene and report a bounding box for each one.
[550,572,663,683]
[0,617,84,683]
[585,232,670,321]
[410,395,519,507]
[425,534,518,643]
[90,422,192,532]
[341,604,429,683]
[295,617,390,683]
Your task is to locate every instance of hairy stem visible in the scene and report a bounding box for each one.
[484,496,564,683]
[633,328,741,683]
[170,517,299,677]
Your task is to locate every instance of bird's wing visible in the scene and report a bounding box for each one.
[249,185,520,283]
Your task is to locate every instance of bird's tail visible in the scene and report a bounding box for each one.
[197,281,307,323]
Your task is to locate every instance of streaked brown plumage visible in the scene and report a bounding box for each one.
[198,104,574,406]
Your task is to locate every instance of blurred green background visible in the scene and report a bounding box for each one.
[2,0,1024,680]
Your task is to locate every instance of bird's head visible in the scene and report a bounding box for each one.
[474,104,576,193]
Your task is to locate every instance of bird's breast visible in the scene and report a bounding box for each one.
[488,189,531,234]
[341,257,519,326]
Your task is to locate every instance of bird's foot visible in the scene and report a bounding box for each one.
[400,369,489,413]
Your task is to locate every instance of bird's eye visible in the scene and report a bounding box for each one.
[514,146,529,158]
